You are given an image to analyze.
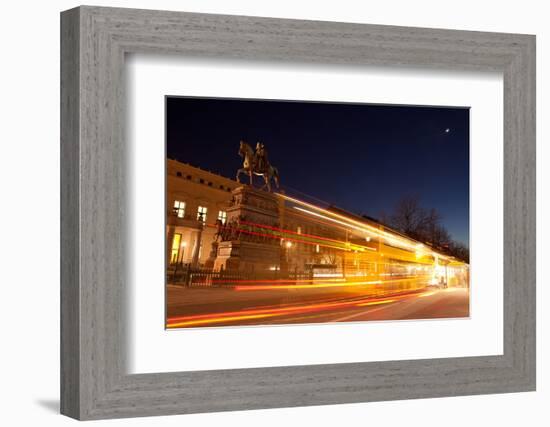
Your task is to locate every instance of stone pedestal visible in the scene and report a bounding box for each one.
[213,186,282,274]
[204,241,218,269]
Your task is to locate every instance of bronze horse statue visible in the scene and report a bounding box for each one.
[236,140,280,192]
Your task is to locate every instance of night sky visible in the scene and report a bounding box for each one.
[166,97,470,247]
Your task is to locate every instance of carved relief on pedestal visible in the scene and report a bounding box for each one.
[213,186,282,273]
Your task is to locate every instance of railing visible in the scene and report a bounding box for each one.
[167,263,314,288]
[167,264,441,291]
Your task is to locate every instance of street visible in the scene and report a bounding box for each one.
[166,284,469,329]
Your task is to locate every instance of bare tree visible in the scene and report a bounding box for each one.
[389,195,427,239]
[448,241,470,263]
[421,208,441,242]
[385,194,469,262]
[431,224,451,247]
[387,195,446,244]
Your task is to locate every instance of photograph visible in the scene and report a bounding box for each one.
[165,96,470,329]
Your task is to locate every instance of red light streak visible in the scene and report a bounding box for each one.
[166,293,409,328]
[228,227,351,252]
[234,280,383,291]
[212,277,346,284]
[239,219,357,247]
[165,287,437,329]
[231,276,424,291]
[207,219,370,253]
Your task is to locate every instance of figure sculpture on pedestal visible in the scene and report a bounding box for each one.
[236,140,280,192]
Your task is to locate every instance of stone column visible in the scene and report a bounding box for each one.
[191,225,204,268]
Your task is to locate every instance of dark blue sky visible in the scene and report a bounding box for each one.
[166,96,470,246]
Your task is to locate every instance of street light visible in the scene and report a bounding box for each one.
[191,213,205,268]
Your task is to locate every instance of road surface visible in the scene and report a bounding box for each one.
[166,284,469,329]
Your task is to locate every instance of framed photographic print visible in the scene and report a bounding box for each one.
[164,96,471,330]
[61,6,536,420]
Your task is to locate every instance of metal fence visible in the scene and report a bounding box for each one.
[166,263,447,292]
[167,263,314,288]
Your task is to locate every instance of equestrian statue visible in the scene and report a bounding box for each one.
[236,140,280,192]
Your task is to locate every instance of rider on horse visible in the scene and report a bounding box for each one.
[255,142,269,174]
[237,140,279,192]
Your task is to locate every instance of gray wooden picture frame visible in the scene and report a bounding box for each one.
[60,5,536,420]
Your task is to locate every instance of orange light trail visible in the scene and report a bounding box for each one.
[278,193,394,238]
[206,222,334,249]
[207,218,372,253]
[293,206,412,250]
[220,226,357,252]
[232,276,424,291]
[249,228,347,250]
[419,291,438,298]
[212,277,347,284]
[234,280,383,291]
[239,219,368,249]
[166,293,409,328]
[277,193,454,261]
[167,313,281,328]
[356,299,396,307]
[165,287,440,329]
[285,208,359,234]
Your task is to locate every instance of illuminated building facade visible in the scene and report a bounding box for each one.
[166,159,237,266]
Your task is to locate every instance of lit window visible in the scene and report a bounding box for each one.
[217,210,227,224]
[315,244,320,253]
[170,233,181,263]
[173,200,185,218]
[197,206,208,223]
[297,226,302,235]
